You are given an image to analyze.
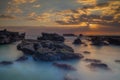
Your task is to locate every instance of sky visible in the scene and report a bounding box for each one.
[0,0,120,35]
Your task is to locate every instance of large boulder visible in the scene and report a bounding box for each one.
[17,39,83,61]
[37,33,65,42]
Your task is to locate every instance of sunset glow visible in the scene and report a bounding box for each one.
[0,0,120,35]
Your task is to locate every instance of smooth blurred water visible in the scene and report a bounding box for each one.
[0,37,120,80]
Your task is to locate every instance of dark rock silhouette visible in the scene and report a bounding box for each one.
[90,36,109,46]
[0,61,13,65]
[83,51,91,54]
[115,60,120,63]
[107,38,120,45]
[0,29,25,44]
[73,38,82,45]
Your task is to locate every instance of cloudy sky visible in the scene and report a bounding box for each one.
[0,0,120,35]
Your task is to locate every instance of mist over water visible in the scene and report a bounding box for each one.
[0,28,120,80]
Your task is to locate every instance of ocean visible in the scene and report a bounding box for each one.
[0,27,120,80]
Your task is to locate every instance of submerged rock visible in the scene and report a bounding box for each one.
[115,60,120,63]
[53,62,76,71]
[89,62,109,70]
[17,39,84,61]
[84,58,101,63]
[37,33,65,42]
[16,55,28,61]
[0,61,13,65]
[83,51,91,54]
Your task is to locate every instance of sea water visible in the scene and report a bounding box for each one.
[0,32,120,80]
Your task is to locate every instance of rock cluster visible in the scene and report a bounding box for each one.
[0,29,25,44]
[17,33,84,61]
[90,36,109,46]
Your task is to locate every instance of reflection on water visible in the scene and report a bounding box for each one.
[0,37,120,80]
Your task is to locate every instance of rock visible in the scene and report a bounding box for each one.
[17,39,84,61]
[53,62,76,71]
[89,62,109,69]
[84,58,101,63]
[107,38,120,45]
[16,55,28,61]
[115,60,120,63]
[0,29,25,45]
[91,36,109,46]
[37,33,65,42]
[73,38,82,45]
[0,61,13,65]
[83,51,91,54]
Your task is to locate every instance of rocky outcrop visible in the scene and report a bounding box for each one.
[37,33,65,42]
[17,39,83,61]
[53,62,76,71]
[90,36,109,46]
[0,29,25,44]
[73,38,82,45]
[0,61,13,65]
[107,38,120,45]
[83,51,91,54]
